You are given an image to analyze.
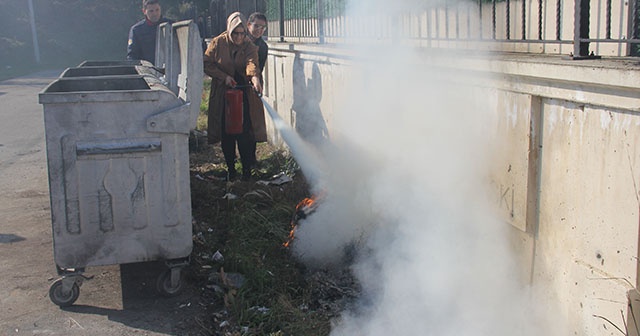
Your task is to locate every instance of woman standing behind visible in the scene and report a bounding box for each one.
[204,12,264,180]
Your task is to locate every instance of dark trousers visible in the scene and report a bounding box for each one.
[221,86,255,174]
[221,132,255,172]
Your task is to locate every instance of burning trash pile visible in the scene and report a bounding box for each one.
[187,142,362,336]
[284,193,362,314]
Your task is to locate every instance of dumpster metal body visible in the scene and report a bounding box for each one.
[39,20,202,306]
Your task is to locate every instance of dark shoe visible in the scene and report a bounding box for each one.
[241,169,252,181]
[252,160,261,170]
[227,168,237,181]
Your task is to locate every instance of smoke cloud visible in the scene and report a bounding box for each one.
[285,0,567,335]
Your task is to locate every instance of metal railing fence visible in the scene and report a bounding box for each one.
[263,0,640,57]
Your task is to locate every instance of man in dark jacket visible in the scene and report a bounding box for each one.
[127,0,172,64]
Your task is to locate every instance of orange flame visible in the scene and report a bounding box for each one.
[283,226,297,248]
[283,196,318,248]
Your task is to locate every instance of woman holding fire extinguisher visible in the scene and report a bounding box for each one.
[204,12,266,180]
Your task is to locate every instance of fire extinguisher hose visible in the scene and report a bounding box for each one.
[233,85,262,97]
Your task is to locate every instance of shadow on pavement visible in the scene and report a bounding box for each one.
[0,233,26,243]
[62,261,202,335]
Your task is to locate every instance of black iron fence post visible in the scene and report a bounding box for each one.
[556,0,561,40]
[521,0,526,40]
[605,0,612,39]
[478,0,483,39]
[492,0,497,39]
[506,0,510,40]
[444,4,450,39]
[318,0,325,43]
[573,0,585,56]
[630,0,640,56]
[538,0,543,40]
[569,0,600,59]
[279,0,285,42]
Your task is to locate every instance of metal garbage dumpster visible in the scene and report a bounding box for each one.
[70,59,166,77]
[60,66,140,77]
[59,64,165,79]
[38,20,203,307]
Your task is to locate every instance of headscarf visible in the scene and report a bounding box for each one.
[226,11,246,35]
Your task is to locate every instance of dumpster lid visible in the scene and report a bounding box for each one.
[156,20,203,126]
[77,60,152,67]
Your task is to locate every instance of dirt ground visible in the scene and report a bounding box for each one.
[0,73,209,336]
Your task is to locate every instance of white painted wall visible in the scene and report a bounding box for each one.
[262,41,640,335]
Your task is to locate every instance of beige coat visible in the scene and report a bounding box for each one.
[203,32,267,144]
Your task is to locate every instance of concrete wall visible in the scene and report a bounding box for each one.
[261,41,640,335]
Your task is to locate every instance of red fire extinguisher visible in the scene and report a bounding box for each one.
[225,89,243,134]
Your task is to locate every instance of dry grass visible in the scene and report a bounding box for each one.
[186,79,356,335]
[187,134,335,335]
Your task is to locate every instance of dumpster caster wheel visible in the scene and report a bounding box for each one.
[49,278,80,307]
[156,268,183,297]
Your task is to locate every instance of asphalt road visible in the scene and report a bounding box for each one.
[0,71,203,336]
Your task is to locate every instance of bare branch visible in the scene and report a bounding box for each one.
[592,314,626,335]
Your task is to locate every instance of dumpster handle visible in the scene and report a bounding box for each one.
[76,139,162,156]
